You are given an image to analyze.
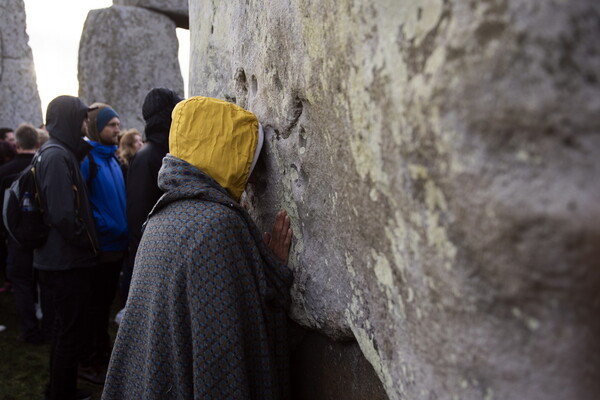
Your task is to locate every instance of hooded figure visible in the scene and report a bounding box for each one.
[127,88,182,225]
[119,88,182,306]
[35,95,99,270]
[143,87,182,148]
[35,95,99,400]
[103,97,293,400]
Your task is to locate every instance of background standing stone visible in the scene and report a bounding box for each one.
[189,0,600,399]
[112,0,189,28]
[78,5,184,134]
[0,0,42,129]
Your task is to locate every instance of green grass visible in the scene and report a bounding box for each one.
[0,278,120,400]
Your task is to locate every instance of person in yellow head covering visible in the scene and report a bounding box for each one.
[103,96,294,400]
[169,96,265,201]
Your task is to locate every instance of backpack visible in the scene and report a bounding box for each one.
[2,144,63,249]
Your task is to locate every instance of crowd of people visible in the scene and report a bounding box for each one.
[0,89,294,400]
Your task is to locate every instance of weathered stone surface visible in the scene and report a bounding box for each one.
[78,5,184,133]
[113,0,189,28]
[190,0,600,399]
[0,0,42,128]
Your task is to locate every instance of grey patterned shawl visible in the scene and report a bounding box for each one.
[102,155,293,400]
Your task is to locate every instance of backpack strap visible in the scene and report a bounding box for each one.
[85,152,122,193]
[32,143,81,219]
[35,143,67,158]
[85,152,98,194]
[32,143,72,176]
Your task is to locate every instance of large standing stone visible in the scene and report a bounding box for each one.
[0,0,42,129]
[190,0,600,399]
[78,5,183,133]
[113,0,189,28]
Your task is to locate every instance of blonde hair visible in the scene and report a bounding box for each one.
[36,128,49,147]
[118,129,142,166]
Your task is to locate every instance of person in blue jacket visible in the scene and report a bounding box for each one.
[79,102,128,385]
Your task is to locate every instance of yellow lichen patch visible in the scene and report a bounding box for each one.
[424,179,448,212]
[408,164,458,270]
[370,188,380,202]
[384,211,419,284]
[348,293,364,320]
[511,307,540,332]
[425,46,447,76]
[372,249,395,290]
[426,213,457,270]
[526,318,540,331]
[406,287,414,303]
[408,163,429,180]
[371,249,406,320]
[339,11,407,197]
[399,0,444,46]
[347,113,390,189]
[345,252,356,278]
[290,167,299,183]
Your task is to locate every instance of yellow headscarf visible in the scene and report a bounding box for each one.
[169,96,260,201]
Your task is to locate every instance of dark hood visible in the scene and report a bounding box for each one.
[45,95,90,155]
[142,88,182,148]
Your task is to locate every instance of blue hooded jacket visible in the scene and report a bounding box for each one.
[81,140,129,252]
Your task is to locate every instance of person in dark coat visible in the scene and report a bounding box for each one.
[0,127,16,292]
[0,126,17,280]
[0,127,16,147]
[0,124,38,204]
[118,88,182,309]
[35,95,99,400]
[0,124,51,344]
[0,138,17,294]
[102,96,293,400]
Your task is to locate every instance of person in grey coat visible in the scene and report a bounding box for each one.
[103,97,293,400]
[35,95,99,400]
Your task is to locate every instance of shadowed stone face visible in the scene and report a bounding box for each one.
[0,0,42,128]
[189,0,600,399]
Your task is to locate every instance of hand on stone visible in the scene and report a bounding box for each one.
[263,210,293,264]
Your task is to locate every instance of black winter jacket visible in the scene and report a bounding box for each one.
[0,153,35,190]
[126,88,182,257]
[33,96,99,271]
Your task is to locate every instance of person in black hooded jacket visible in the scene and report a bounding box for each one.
[119,88,182,308]
[35,95,99,400]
